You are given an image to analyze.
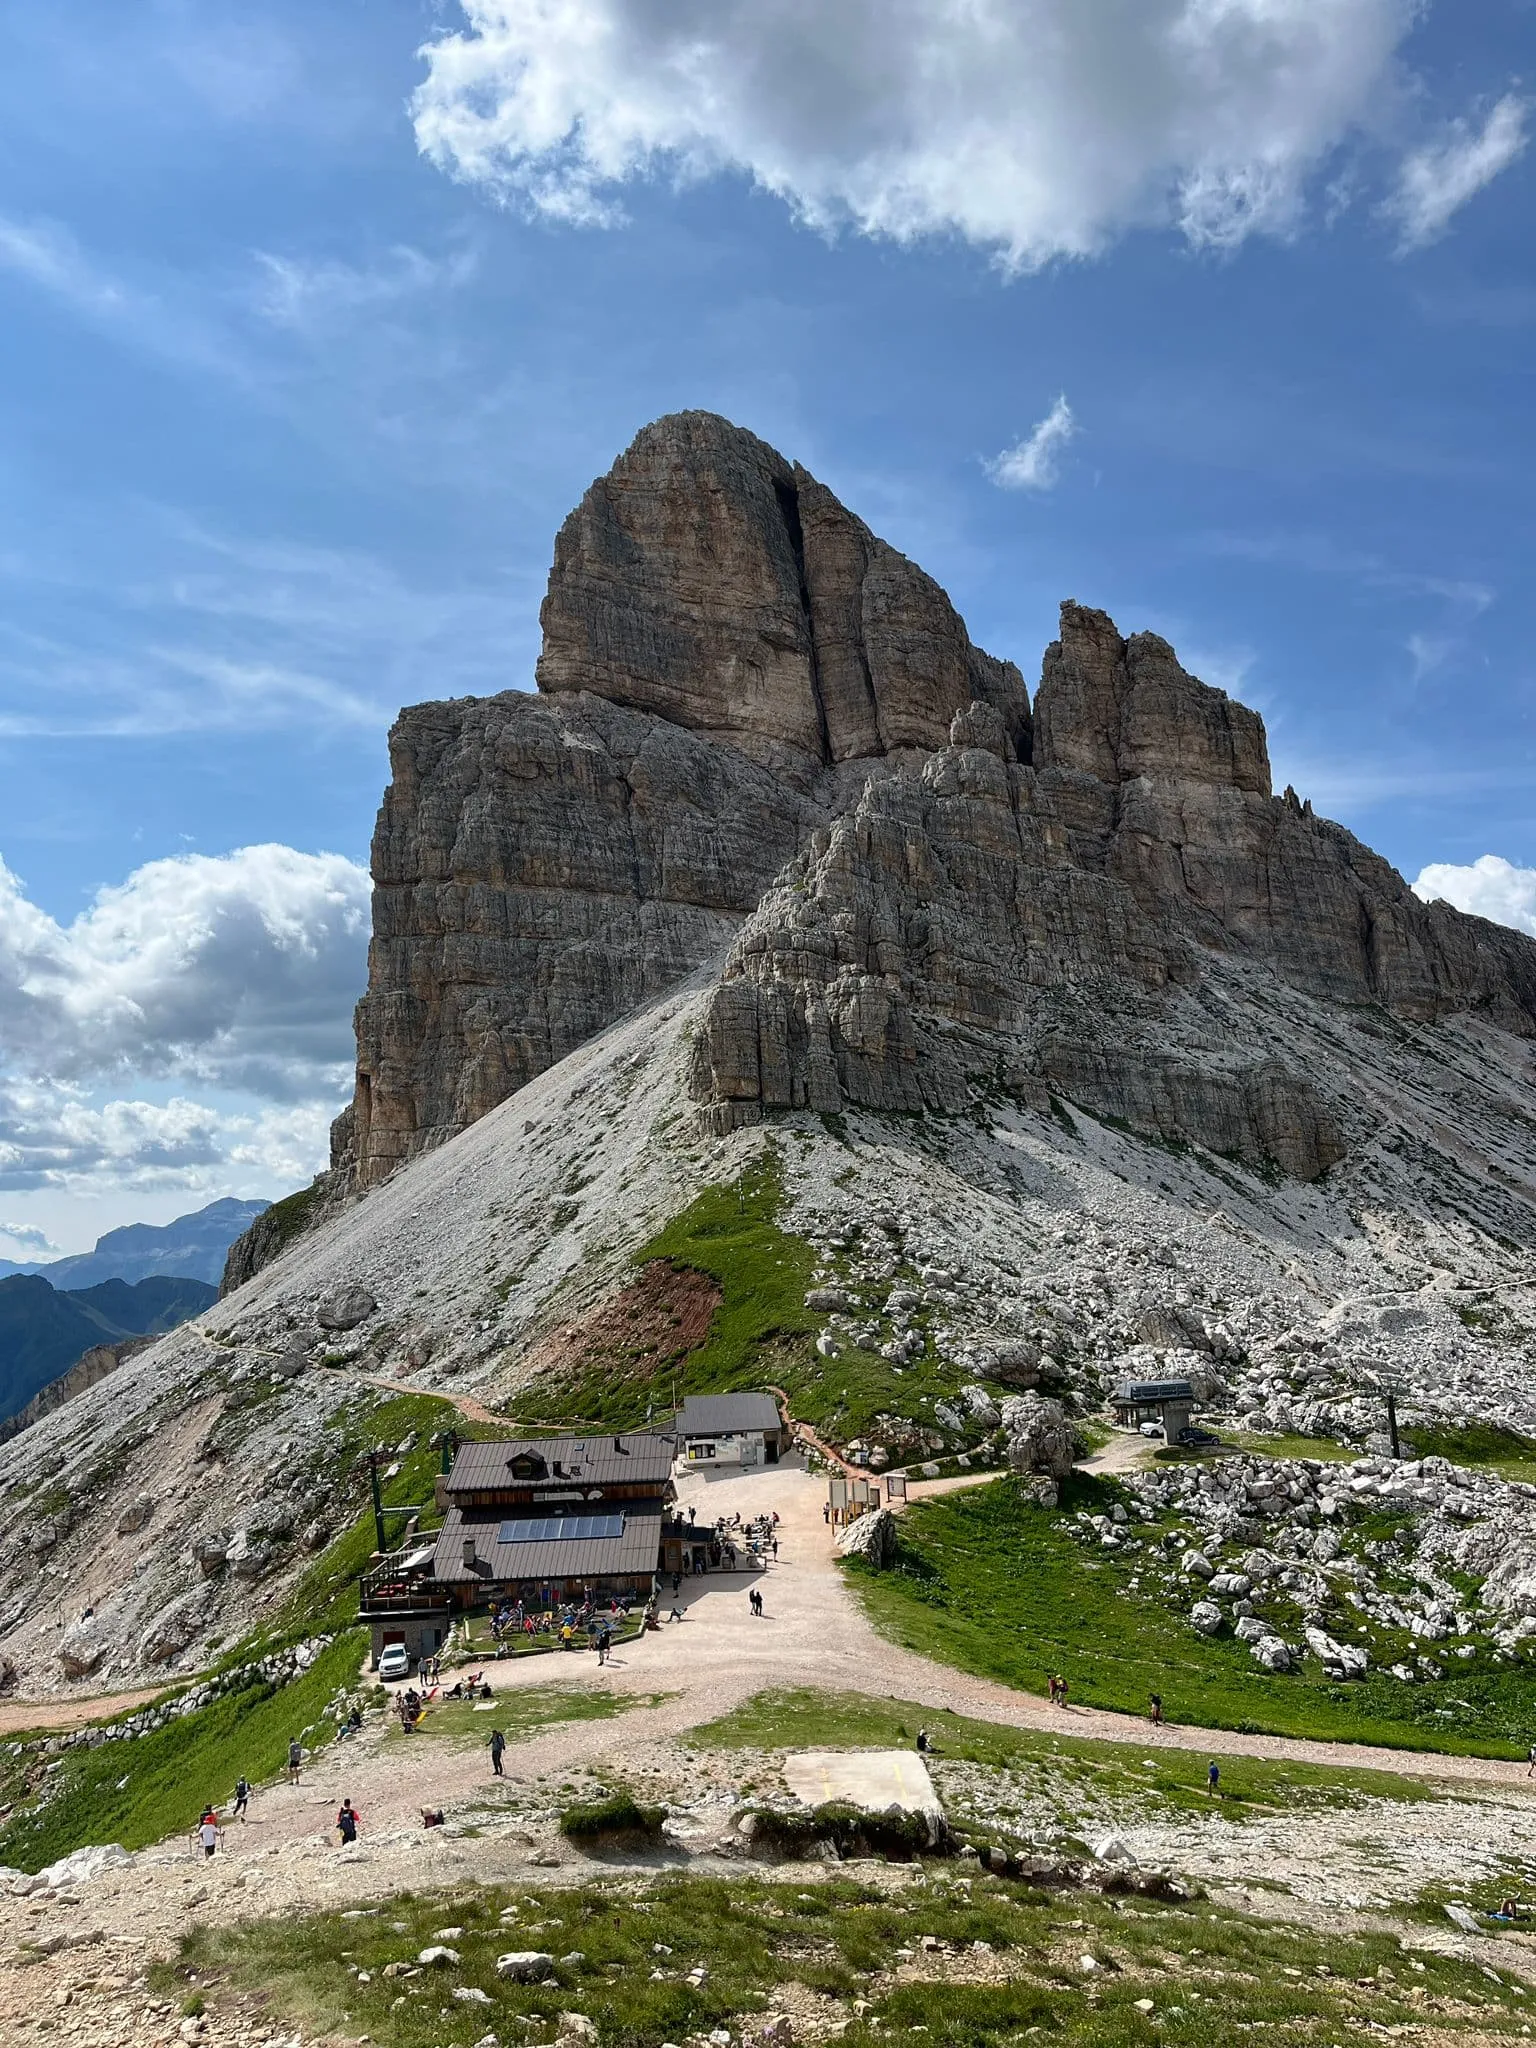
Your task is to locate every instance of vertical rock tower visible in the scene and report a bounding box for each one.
[314,411,1536,1206]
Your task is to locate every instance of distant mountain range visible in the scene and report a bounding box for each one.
[0,1273,218,1425]
[0,1197,269,1290]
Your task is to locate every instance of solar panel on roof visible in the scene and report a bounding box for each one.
[495,1513,626,1545]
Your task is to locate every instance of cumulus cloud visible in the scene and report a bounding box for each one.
[1388,93,1529,250]
[413,0,1421,269]
[987,396,1077,491]
[1413,854,1536,938]
[0,1221,61,1257]
[0,845,369,1201]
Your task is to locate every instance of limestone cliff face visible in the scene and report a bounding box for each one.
[337,411,1027,1189]
[536,411,1030,776]
[314,411,1536,1205]
[342,689,821,1184]
[686,601,1536,1179]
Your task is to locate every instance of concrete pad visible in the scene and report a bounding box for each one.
[781,1749,944,1827]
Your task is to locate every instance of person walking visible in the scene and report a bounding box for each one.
[1149,1694,1163,1725]
[195,1808,221,1858]
[232,1776,251,1823]
[335,1798,360,1845]
[489,1728,506,1777]
[1206,1761,1220,1798]
[286,1737,302,1785]
[1527,1741,1536,1780]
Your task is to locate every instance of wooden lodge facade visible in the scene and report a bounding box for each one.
[359,1432,680,1667]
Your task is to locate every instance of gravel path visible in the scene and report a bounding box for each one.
[0,1685,170,1738]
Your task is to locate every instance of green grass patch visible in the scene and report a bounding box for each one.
[1404,1419,1536,1481]
[245,1178,327,1261]
[738,1797,935,1859]
[0,1632,366,1872]
[559,1787,667,1841]
[386,1686,662,1751]
[515,1149,971,1443]
[695,1687,1443,1816]
[173,1868,1536,2048]
[268,1392,492,1639]
[1194,1431,1356,1464]
[847,1475,1535,1757]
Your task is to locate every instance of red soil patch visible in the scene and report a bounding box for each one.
[516,1261,722,1403]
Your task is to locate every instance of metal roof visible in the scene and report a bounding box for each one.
[672,1393,782,1437]
[445,1432,674,1495]
[1112,1379,1195,1403]
[432,1506,663,1584]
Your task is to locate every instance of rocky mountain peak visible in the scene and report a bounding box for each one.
[1037,600,1270,795]
[535,409,1030,778]
[284,410,1536,1205]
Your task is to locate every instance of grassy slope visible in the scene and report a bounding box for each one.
[848,1473,1536,1757]
[0,1632,367,1870]
[0,1388,508,1870]
[1404,1419,1536,1484]
[520,1148,969,1442]
[693,1686,1440,1814]
[177,1868,1531,2048]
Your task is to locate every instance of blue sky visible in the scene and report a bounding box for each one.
[1,0,1532,1252]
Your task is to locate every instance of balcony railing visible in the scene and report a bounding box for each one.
[358,1559,452,1615]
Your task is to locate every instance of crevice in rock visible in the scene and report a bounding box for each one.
[774,477,832,767]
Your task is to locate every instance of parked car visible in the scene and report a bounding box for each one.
[377,1644,412,1682]
[1178,1426,1220,1447]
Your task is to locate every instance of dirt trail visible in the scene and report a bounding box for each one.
[1079,1430,1161,1477]
[0,1684,170,1737]
[902,1468,1006,1502]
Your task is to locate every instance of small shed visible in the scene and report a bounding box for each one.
[670,1392,788,1468]
[1111,1377,1196,1443]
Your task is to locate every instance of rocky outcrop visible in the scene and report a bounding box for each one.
[0,1337,154,1447]
[339,689,823,1185]
[537,411,1029,778]
[836,1506,897,1568]
[686,598,1536,1174]
[294,411,1536,1207]
[335,413,1027,1189]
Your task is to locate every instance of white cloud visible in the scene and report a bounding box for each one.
[251,244,478,331]
[0,1220,61,1257]
[987,395,1077,491]
[0,217,130,319]
[0,844,370,1204]
[0,517,526,742]
[0,212,245,381]
[413,0,1420,270]
[0,844,370,1102]
[1406,630,1451,682]
[1413,855,1536,939]
[1388,92,1529,250]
